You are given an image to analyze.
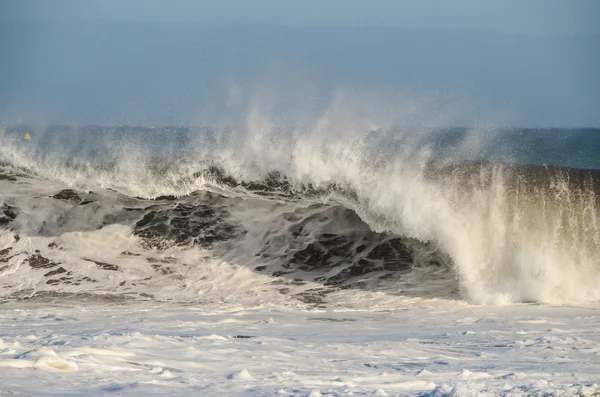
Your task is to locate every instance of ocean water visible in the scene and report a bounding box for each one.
[1,122,600,306]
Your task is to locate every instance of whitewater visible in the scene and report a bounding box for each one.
[1,100,600,395]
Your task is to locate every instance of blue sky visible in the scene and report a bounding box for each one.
[1,0,599,126]
[4,0,599,34]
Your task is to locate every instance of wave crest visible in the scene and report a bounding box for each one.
[1,120,600,304]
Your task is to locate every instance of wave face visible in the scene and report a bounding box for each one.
[1,117,600,305]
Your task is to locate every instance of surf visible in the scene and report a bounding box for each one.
[1,103,600,305]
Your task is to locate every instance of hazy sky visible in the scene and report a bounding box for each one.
[1,0,599,126]
[4,0,600,35]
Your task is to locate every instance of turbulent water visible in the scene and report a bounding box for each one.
[1,122,600,306]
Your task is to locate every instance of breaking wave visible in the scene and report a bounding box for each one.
[1,101,600,306]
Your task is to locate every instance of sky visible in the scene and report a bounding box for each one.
[1,0,599,126]
[4,0,600,35]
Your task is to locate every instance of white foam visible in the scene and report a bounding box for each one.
[228,369,254,381]
[0,302,599,395]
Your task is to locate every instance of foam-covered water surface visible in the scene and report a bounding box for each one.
[2,115,600,396]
